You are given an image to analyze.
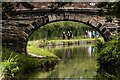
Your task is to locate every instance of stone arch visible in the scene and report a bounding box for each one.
[25,14,111,55]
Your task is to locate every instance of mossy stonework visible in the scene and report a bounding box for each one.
[2,8,119,55]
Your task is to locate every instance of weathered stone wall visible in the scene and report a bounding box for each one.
[2,20,29,54]
[2,8,118,55]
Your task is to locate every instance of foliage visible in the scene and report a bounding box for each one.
[1,47,59,79]
[96,33,120,79]
[105,16,113,22]
[29,21,93,40]
[95,38,105,53]
[97,2,120,18]
[97,8,104,16]
[1,53,19,78]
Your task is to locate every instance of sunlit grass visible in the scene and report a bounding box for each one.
[27,41,57,57]
[1,47,60,79]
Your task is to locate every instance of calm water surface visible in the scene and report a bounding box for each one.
[26,45,96,78]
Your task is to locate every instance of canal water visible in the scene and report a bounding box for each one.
[26,44,96,78]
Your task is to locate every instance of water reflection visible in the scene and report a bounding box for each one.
[66,48,73,58]
[24,45,96,78]
[47,44,67,50]
[85,46,95,57]
[48,45,96,78]
[54,45,95,59]
[47,41,95,50]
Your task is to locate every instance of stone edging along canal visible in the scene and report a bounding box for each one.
[39,39,96,47]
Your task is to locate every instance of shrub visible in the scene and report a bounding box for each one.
[96,33,120,79]
[1,53,19,78]
[1,47,59,79]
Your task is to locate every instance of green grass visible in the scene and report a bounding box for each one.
[1,47,59,79]
[27,41,57,57]
[27,46,57,57]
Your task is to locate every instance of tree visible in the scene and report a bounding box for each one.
[97,2,120,18]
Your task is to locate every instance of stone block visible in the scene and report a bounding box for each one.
[103,30,111,37]
[28,24,35,31]
[34,17,44,27]
[101,28,106,33]
[56,14,63,20]
[44,16,49,23]
[69,13,76,20]
[95,23,102,29]
[49,14,57,21]
[21,31,29,38]
[89,19,98,27]
[64,13,69,20]
[24,27,31,34]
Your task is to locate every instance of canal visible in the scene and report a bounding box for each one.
[25,44,96,78]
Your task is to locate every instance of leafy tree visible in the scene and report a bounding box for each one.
[97,2,120,18]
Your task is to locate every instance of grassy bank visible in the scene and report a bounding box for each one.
[0,47,59,79]
[28,38,103,47]
[27,41,57,57]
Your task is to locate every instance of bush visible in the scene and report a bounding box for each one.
[96,33,120,79]
[1,47,59,79]
[1,53,19,78]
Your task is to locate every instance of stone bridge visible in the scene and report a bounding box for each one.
[2,8,120,55]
